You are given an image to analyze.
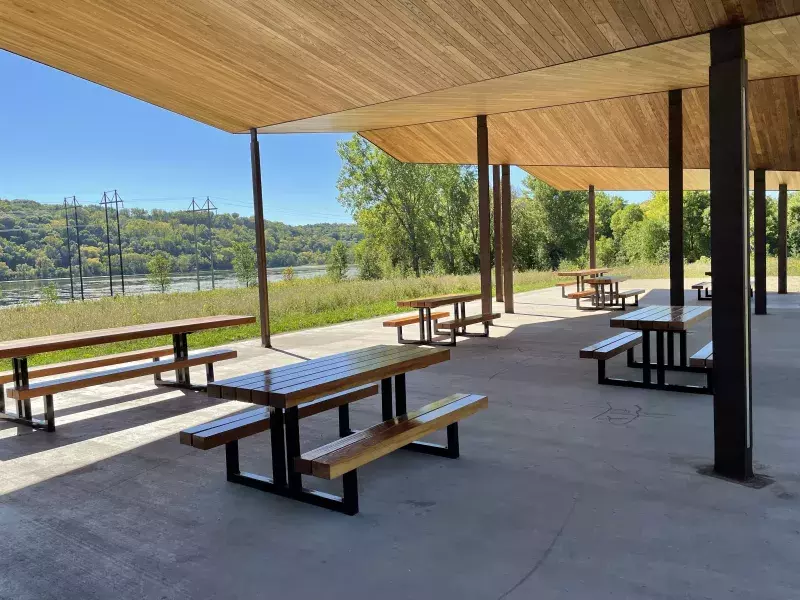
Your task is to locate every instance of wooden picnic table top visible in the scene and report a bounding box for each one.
[610,305,711,332]
[208,344,450,408]
[557,267,611,277]
[397,292,481,309]
[0,315,256,359]
[585,275,628,284]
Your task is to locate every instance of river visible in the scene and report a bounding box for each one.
[0,265,358,307]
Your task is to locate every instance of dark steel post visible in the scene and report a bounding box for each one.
[284,407,302,490]
[72,198,85,301]
[114,191,125,295]
[754,169,767,315]
[502,164,514,313]
[394,373,407,415]
[381,377,393,421]
[709,25,753,480]
[477,116,492,315]
[669,89,685,306]
[493,165,503,302]
[102,192,114,296]
[205,197,216,290]
[268,407,287,487]
[588,184,596,269]
[778,184,788,294]
[250,129,271,347]
[63,198,75,301]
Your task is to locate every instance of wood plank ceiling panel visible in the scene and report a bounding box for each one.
[263,16,800,133]
[3,1,794,133]
[361,75,800,172]
[520,166,800,191]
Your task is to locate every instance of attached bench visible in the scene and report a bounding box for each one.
[179,384,378,450]
[8,348,237,431]
[567,289,597,309]
[383,311,449,343]
[689,342,714,391]
[294,393,488,514]
[618,289,644,309]
[435,313,500,345]
[555,281,574,297]
[692,281,712,301]
[580,331,643,384]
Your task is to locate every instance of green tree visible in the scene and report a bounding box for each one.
[282,266,295,282]
[354,239,383,280]
[147,253,172,293]
[327,241,349,281]
[231,241,257,287]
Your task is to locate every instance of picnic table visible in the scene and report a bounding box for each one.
[609,305,711,393]
[205,344,461,514]
[585,275,628,309]
[396,292,488,345]
[0,315,254,430]
[557,267,611,291]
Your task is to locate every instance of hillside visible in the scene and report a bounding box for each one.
[0,198,360,280]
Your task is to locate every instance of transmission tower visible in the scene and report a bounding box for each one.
[187,198,203,290]
[63,198,75,300]
[69,196,85,300]
[202,197,217,289]
[100,190,126,295]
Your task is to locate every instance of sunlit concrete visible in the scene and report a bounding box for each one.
[2,279,800,599]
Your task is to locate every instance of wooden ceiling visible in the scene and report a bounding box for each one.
[361,75,800,172]
[2,2,799,133]
[520,167,800,191]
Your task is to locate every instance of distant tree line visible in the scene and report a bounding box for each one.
[0,199,360,280]
[337,135,800,278]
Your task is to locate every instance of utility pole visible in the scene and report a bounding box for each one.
[63,198,75,300]
[187,198,203,290]
[70,197,85,300]
[100,192,114,296]
[203,197,217,289]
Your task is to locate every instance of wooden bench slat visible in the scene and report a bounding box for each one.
[691,281,711,289]
[295,393,488,479]
[554,282,574,287]
[180,384,379,450]
[383,311,449,328]
[689,342,714,368]
[436,313,500,329]
[580,332,643,360]
[0,346,175,385]
[567,290,596,299]
[9,348,237,400]
[618,289,645,298]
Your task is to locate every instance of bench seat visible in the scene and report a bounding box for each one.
[580,331,643,360]
[295,392,488,480]
[555,281,574,297]
[0,346,174,386]
[618,288,644,309]
[436,313,499,329]
[689,342,714,368]
[8,348,237,432]
[179,384,378,450]
[383,312,448,328]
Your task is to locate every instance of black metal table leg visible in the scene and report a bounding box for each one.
[460,302,466,335]
[172,333,190,385]
[418,308,426,342]
[679,331,688,367]
[642,331,651,384]
[269,407,287,487]
[395,373,407,415]
[656,331,666,385]
[667,332,675,367]
[425,307,433,343]
[284,406,302,490]
[381,377,393,420]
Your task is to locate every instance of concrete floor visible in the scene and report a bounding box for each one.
[2,279,800,600]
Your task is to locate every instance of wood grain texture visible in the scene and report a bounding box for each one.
[610,305,711,331]
[383,312,449,327]
[522,166,800,190]
[4,2,794,133]
[579,331,643,359]
[397,293,482,308]
[362,72,800,175]
[0,316,255,359]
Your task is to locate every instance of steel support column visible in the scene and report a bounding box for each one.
[250,128,271,348]
[588,184,596,269]
[501,164,514,313]
[709,25,753,481]
[778,183,788,294]
[754,169,767,315]
[493,165,503,302]
[477,116,492,315]
[669,89,685,306]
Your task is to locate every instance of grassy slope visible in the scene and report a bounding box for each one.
[4,257,796,369]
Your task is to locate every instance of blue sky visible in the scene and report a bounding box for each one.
[0,50,647,225]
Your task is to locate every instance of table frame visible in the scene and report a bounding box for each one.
[397,294,484,346]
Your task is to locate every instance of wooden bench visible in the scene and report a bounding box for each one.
[692,281,712,301]
[294,393,487,513]
[0,346,174,408]
[435,313,500,345]
[555,281,574,297]
[580,331,643,384]
[618,289,644,309]
[690,342,713,368]
[567,289,596,309]
[8,348,237,431]
[383,311,449,343]
[179,384,378,450]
